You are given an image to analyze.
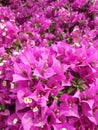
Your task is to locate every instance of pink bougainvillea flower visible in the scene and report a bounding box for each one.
[0,0,98,129]
[13,61,31,82]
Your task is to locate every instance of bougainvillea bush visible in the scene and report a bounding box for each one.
[0,0,98,129]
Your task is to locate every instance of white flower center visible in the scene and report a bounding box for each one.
[33,106,38,112]
[24,97,32,104]
[2,81,7,87]
[10,83,15,89]
[13,118,18,124]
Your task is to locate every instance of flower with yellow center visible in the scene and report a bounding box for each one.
[33,106,38,112]
[28,98,32,103]
[2,81,7,87]
[24,97,32,104]
[10,83,15,89]
[13,118,18,124]
[24,97,29,104]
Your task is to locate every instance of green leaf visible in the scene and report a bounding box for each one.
[0,104,6,111]
[67,87,74,94]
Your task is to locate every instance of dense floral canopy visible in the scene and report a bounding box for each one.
[0,0,98,130]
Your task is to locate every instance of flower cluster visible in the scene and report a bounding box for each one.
[0,0,98,130]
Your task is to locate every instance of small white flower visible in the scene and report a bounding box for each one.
[13,118,18,124]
